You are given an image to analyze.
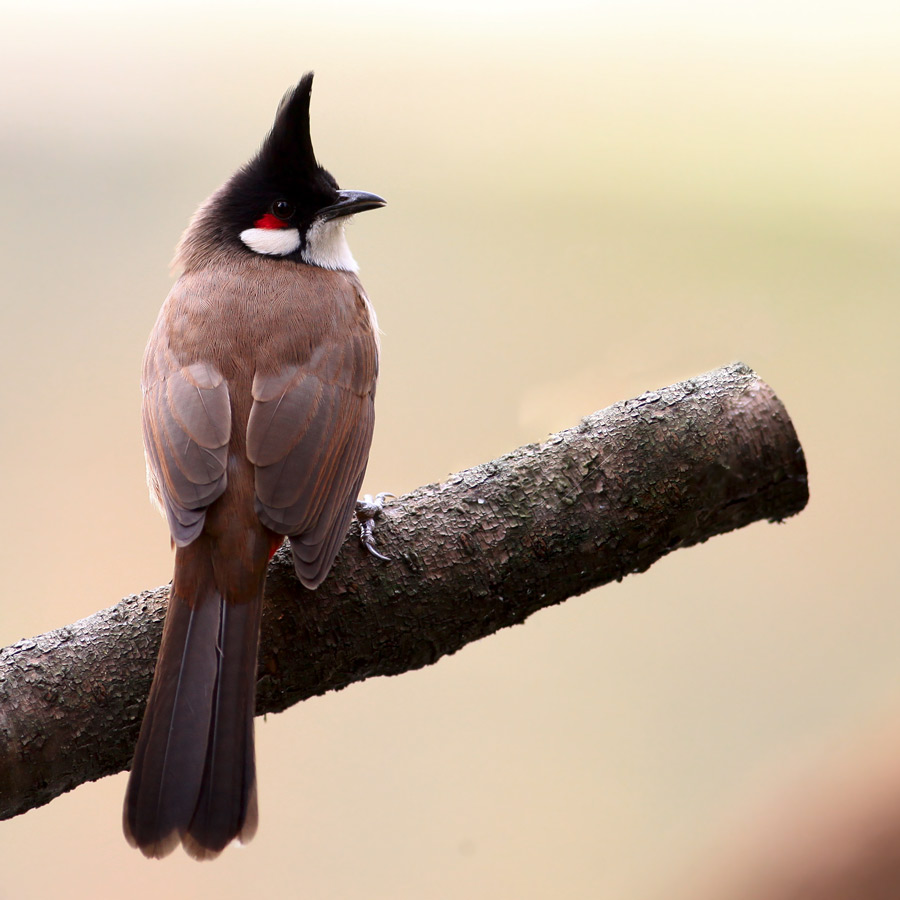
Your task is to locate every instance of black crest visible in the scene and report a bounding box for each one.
[260,73,319,179]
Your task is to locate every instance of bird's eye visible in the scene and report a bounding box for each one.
[271,199,295,220]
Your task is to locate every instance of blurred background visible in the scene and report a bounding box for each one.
[1,1,899,897]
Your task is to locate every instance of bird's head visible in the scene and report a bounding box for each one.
[177,72,385,273]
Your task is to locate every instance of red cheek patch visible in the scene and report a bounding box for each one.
[254,213,288,229]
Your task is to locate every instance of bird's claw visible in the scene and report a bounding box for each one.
[355,492,394,561]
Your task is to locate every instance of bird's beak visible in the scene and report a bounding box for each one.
[318,190,386,221]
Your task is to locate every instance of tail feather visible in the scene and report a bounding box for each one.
[185,598,261,858]
[124,541,264,860]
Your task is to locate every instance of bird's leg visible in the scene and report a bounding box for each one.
[355,492,394,561]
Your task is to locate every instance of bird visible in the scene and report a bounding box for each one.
[123,72,385,860]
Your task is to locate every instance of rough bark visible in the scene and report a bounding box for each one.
[0,362,808,820]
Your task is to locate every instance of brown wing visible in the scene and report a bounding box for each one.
[247,328,377,589]
[142,333,231,546]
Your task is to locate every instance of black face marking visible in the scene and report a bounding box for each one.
[211,73,344,255]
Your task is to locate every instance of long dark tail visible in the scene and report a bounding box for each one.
[123,538,264,860]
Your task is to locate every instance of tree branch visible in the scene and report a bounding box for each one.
[0,362,808,820]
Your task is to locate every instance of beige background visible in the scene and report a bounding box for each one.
[1,2,899,897]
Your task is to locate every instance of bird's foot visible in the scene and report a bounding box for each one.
[355,492,394,561]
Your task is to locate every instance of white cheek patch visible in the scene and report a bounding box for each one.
[301,217,359,273]
[239,226,301,256]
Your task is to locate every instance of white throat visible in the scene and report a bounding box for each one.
[301,217,359,273]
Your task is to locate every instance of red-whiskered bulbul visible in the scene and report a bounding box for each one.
[123,72,385,860]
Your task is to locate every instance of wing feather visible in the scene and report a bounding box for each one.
[248,320,377,588]
[143,338,231,546]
